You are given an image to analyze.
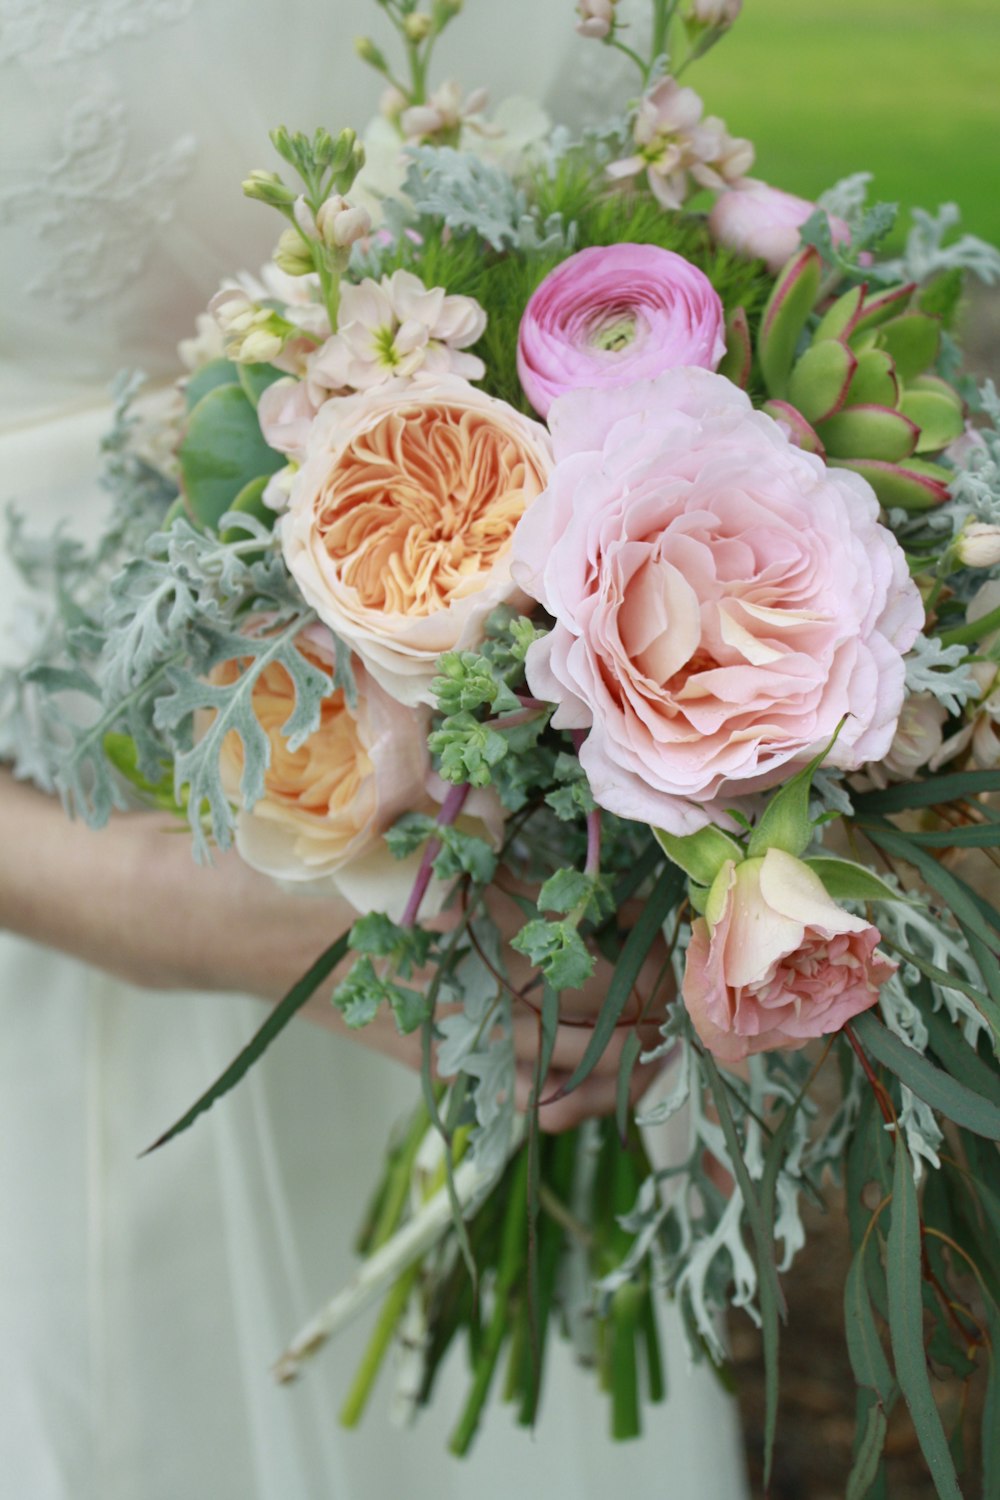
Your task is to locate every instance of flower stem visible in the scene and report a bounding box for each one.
[399,781,471,928]
[339,1262,420,1427]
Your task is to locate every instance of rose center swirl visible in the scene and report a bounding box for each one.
[315,406,546,616]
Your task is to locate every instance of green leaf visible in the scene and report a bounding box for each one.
[832,456,951,511]
[546,862,683,1101]
[852,1012,1000,1139]
[178,383,284,530]
[510,918,595,991]
[845,1238,896,1404]
[862,824,1000,955]
[847,1400,889,1500]
[102,731,185,815]
[615,1029,643,1140]
[653,823,744,887]
[900,389,965,454]
[853,770,1000,814]
[818,404,919,463]
[747,727,845,859]
[219,474,278,544]
[788,337,857,423]
[142,929,350,1153]
[759,246,823,398]
[432,824,499,885]
[806,856,905,904]
[898,823,1000,849]
[923,1005,1000,1107]
[877,312,941,382]
[846,349,899,409]
[886,1137,963,1500]
[236,361,285,408]
[183,358,240,411]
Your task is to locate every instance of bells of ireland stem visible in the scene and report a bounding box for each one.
[757,262,963,511]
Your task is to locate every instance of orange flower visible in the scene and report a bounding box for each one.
[214,625,430,900]
[281,374,552,705]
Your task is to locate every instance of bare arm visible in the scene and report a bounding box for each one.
[0,768,668,1126]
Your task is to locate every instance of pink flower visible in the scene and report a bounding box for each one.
[607,78,753,210]
[708,178,850,274]
[512,370,924,833]
[516,244,725,419]
[682,850,896,1063]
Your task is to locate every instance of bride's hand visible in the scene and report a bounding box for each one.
[2,770,670,1129]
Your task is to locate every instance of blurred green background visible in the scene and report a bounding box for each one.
[694,0,1000,248]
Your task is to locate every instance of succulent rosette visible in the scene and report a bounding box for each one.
[516,243,726,417]
[513,369,924,832]
[280,373,552,705]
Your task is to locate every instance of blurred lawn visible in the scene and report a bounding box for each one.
[694,0,1000,248]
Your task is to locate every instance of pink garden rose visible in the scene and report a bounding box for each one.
[708,178,850,275]
[512,370,924,833]
[682,850,896,1063]
[516,243,725,418]
[281,373,552,706]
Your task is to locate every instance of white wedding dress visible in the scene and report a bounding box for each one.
[0,4,749,1496]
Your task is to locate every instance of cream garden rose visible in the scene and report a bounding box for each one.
[280,374,552,706]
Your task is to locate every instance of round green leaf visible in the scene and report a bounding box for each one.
[178,383,285,531]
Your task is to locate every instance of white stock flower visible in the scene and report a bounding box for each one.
[306,269,486,395]
[607,77,753,211]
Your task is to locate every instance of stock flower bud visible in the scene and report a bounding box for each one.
[316,195,372,250]
[958,522,1000,569]
[354,35,388,70]
[274,226,316,277]
[240,327,285,363]
[242,169,295,208]
[687,0,741,25]
[403,12,433,41]
[576,0,616,39]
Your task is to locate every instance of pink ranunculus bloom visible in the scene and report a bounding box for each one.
[512,370,924,834]
[516,243,725,419]
[708,178,850,274]
[682,850,896,1063]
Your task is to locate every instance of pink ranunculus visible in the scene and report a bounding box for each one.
[512,370,924,834]
[515,243,725,419]
[708,178,850,274]
[682,850,895,1062]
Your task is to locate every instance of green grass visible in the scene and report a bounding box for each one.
[693,0,1000,248]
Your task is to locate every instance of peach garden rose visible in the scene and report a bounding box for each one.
[280,373,552,706]
[213,624,430,908]
[512,369,924,833]
[681,849,896,1063]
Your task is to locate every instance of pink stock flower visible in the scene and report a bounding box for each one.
[708,178,850,274]
[607,78,753,211]
[516,244,725,419]
[512,370,924,834]
[681,850,895,1063]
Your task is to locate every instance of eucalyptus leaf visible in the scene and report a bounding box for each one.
[852,1011,1000,1139]
[178,383,284,530]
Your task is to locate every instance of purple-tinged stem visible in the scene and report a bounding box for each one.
[490,706,545,732]
[400,781,471,929]
[516,693,549,711]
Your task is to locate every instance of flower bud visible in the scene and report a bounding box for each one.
[354,35,388,71]
[958,523,1000,569]
[292,195,318,238]
[687,0,742,24]
[316,195,372,250]
[380,85,408,123]
[403,12,433,41]
[576,0,616,38]
[273,226,316,277]
[239,327,285,364]
[242,169,296,208]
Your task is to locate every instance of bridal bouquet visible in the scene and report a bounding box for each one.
[6,0,1000,1493]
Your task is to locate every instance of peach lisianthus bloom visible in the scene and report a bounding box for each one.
[214,625,430,912]
[682,850,895,1063]
[281,375,552,706]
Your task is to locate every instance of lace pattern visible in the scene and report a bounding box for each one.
[0,0,194,65]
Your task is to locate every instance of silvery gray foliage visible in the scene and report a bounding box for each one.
[817,171,875,225]
[903,633,981,714]
[400,146,531,252]
[882,202,1000,287]
[435,917,516,1182]
[947,379,1000,527]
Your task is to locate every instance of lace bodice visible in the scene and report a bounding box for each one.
[0,0,638,427]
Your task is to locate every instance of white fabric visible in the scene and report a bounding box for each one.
[0,3,749,1495]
